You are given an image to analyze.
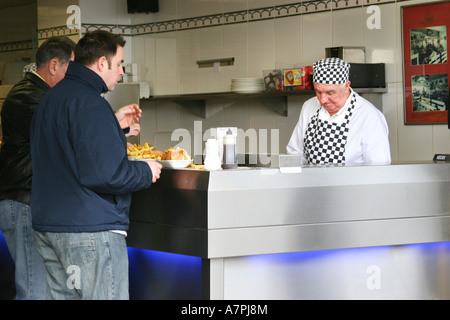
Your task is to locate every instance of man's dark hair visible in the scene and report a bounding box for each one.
[75,30,126,68]
[35,36,76,68]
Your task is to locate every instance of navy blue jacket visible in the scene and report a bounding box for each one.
[30,61,152,232]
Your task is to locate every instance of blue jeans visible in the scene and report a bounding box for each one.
[34,230,129,300]
[0,200,47,299]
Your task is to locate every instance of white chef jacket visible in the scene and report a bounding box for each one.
[287,89,391,165]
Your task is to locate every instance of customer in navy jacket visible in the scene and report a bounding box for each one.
[30,30,162,300]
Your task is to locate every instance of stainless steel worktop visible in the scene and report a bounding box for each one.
[127,162,450,258]
[126,162,450,299]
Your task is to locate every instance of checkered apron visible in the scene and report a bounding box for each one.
[303,93,356,164]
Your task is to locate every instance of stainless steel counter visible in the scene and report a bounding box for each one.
[126,162,450,299]
[128,162,450,256]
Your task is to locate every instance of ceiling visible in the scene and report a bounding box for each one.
[0,0,36,9]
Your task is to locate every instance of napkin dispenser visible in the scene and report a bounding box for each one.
[270,154,302,173]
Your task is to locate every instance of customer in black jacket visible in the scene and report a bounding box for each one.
[0,36,76,299]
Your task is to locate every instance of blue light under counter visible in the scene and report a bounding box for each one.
[127,241,450,300]
[3,228,450,299]
[0,230,15,299]
[127,246,203,300]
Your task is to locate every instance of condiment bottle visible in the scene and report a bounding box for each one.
[222,129,237,169]
[204,139,221,170]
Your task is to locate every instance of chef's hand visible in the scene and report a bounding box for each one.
[115,104,142,129]
[147,161,162,183]
[125,123,141,137]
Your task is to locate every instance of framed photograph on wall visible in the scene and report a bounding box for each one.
[402,1,449,125]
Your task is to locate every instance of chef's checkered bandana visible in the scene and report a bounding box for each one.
[304,93,357,164]
[313,58,350,84]
[23,63,37,76]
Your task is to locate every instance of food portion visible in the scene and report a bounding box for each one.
[163,147,191,161]
[127,143,191,161]
[187,163,205,170]
[127,143,164,160]
[127,143,206,169]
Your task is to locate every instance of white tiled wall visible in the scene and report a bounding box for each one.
[84,0,450,161]
[4,0,447,162]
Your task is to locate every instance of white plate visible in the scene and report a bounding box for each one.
[157,159,193,169]
[231,77,263,82]
[231,84,263,88]
[231,88,264,93]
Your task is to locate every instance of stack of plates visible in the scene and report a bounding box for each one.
[231,78,264,93]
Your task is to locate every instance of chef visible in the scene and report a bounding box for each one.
[287,57,391,165]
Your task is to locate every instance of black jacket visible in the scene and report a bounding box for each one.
[0,72,50,205]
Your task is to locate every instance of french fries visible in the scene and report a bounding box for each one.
[187,163,204,170]
[127,143,191,161]
[127,143,163,160]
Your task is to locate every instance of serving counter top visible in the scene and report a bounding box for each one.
[127,162,450,258]
[126,161,450,299]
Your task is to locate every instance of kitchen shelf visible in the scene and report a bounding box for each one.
[141,88,387,118]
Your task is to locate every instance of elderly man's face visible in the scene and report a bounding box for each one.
[314,81,351,116]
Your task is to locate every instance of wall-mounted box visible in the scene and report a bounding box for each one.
[326,46,365,63]
[349,63,385,88]
[196,57,234,68]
